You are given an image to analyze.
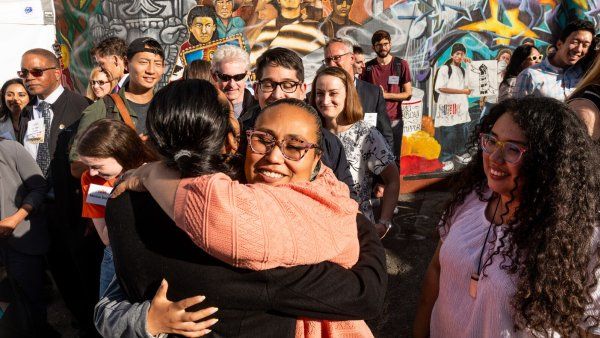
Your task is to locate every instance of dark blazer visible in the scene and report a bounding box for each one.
[17,88,90,160]
[355,79,394,149]
[106,191,387,338]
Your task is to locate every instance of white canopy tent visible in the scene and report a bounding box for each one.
[0,0,56,85]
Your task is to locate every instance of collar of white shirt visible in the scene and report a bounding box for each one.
[34,85,64,109]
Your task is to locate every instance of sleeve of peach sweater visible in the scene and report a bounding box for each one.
[173,166,360,270]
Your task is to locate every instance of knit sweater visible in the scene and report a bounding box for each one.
[173,166,373,338]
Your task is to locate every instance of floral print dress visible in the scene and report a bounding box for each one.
[336,120,396,222]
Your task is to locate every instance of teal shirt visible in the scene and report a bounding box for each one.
[216,17,249,52]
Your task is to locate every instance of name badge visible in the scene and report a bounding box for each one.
[26,119,45,144]
[85,184,113,207]
[364,113,378,128]
[388,75,400,85]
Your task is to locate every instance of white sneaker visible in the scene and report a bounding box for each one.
[455,153,472,164]
[442,160,454,171]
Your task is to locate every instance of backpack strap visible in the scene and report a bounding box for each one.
[108,93,136,131]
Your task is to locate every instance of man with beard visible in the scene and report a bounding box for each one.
[319,0,359,39]
[514,19,595,101]
[362,30,412,157]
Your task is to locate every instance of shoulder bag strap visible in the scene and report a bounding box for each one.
[109,93,136,131]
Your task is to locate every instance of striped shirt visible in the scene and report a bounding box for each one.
[249,18,325,65]
[513,58,584,101]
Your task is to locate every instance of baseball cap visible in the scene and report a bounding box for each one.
[126,37,165,60]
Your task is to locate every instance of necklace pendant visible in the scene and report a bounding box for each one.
[469,273,479,298]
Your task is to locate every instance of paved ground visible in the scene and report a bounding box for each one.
[44,191,449,337]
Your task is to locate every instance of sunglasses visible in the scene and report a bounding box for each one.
[17,67,59,78]
[528,55,544,62]
[479,133,527,164]
[246,129,320,161]
[335,0,353,5]
[215,71,247,82]
[90,80,111,86]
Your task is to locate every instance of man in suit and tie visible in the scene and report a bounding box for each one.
[323,38,394,150]
[18,48,101,337]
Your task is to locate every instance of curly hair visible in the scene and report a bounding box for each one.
[440,97,600,335]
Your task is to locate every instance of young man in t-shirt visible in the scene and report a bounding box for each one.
[70,37,165,176]
[362,30,412,157]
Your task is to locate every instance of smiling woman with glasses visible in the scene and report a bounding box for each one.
[414,97,600,337]
[85,67,116,101]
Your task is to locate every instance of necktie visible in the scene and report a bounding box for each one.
[36,101,51,177]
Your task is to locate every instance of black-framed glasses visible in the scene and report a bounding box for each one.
[246,129,320,161]
[528,55,544,62]
[479,133,527,164]
[257,79,301,93]
[215,71,247,82]
[335,0,353,4]
[323,52,351,64]
[17,67,59,78]
[89,80,111,86]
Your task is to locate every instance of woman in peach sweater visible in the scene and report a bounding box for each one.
[103,80,383,337]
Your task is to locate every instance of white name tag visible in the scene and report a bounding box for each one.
[388,75,400,85]
[364,113,378,128]
[26,119,45,144]
[85,184,113,207]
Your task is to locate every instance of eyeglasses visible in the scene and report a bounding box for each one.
[479,133,527,164]
[215,71,247,82]
[335,0,353,4]
[323,52,351,64]
[257,79,301,93]
[246,129,320,161]
[17,67,59,78]
[528,54,544,62]
[90,80,111,86]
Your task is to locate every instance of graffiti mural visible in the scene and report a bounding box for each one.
[55,0,599,182]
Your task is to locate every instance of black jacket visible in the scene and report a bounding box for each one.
[106,191,387,338]
[355,79,394,149]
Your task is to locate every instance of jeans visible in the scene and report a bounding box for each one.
[436,123,469,162]
[99,246,115,298]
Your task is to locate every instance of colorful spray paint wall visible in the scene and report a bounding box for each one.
[55,0,599,187]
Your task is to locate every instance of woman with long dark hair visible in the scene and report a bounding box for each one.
[413,97,600,336]
[0,78,32,139]
[498,45,542,101]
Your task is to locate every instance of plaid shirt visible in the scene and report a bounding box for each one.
[513,58,584,101]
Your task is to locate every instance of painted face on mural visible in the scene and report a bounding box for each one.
[324,42,355,76]
[315,74,346,121]
[555,30,593,67]
[189,16,216,44]
[373,39,391,59]
[20,53,61,99]
[498,52,511,64]
[127,50,165,91]
[253,65,306,108]
[214,61,248,104]
[451,51,465,65]
[278,0,302,11]
[333,0,352,18]
[215,0,233,20]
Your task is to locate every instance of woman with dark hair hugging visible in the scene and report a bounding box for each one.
[96,79,386,337]
[413,97,600,337]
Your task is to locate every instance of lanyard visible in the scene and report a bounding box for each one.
[469,197,501,298]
